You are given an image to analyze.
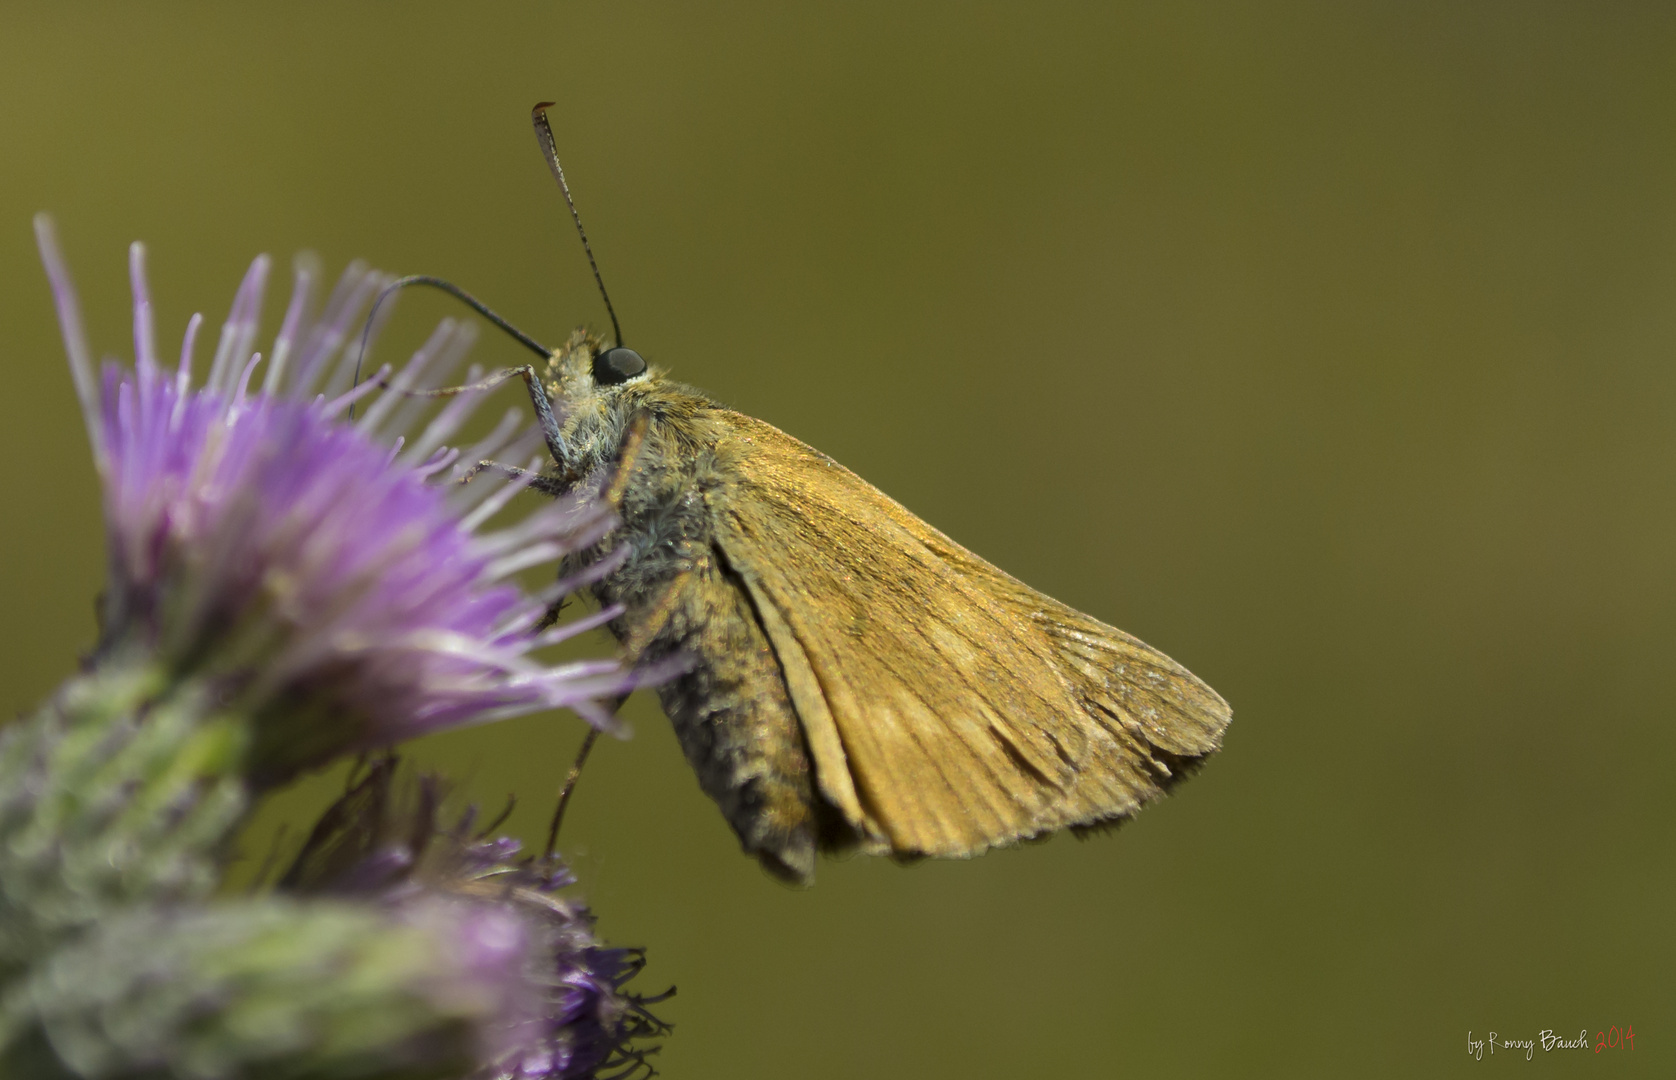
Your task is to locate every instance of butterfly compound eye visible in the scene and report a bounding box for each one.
[592,347,647,385]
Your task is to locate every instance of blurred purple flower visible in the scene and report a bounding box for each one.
[34,216,643,782]
[281,758,670,1080]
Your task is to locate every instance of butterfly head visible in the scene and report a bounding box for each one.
[546,331,655,394]
[542,330,671,477]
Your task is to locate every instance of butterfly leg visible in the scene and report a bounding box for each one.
[456,458,568,497]
[618,572,687,660]
[543,726,601,858]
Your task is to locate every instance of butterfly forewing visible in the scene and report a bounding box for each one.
[709,412,1231,860]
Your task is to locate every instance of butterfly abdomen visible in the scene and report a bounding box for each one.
[576,399,831,882]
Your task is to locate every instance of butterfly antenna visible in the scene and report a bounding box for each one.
[532,101,625,348]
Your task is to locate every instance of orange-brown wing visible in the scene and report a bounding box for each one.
[708,411,1231,859]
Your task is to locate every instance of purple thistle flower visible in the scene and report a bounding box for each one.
[33,216,644,783]
[280,758,670,1080]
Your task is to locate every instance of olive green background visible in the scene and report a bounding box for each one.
[1,3,1671,1076]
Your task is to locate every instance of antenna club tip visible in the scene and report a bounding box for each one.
[532,101,556,114]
